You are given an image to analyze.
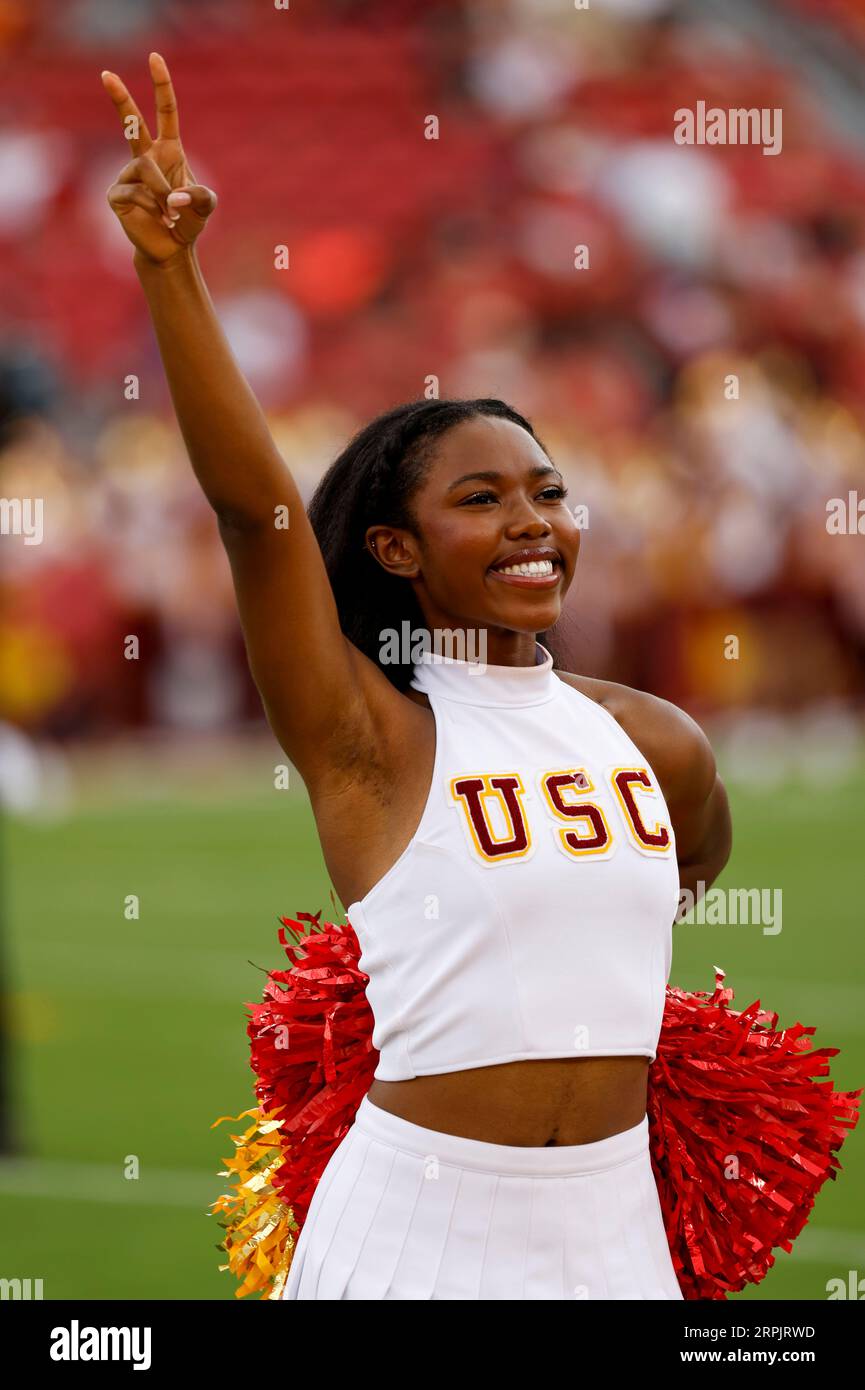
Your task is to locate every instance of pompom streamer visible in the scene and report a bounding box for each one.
[648,966,861,1299]
[212,916,861,1300]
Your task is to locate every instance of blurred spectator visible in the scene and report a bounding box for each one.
[2,0,865,738]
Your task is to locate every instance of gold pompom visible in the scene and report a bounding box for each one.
[210,1107,299,1299]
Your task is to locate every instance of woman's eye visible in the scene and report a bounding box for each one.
[459,484,567,505]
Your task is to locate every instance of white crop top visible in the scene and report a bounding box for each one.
[346,641,679,1081]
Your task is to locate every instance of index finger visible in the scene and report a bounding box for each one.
[101,70,154,157]
[149,52,180,142]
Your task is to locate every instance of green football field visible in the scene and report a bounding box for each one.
[2,741,863,1301]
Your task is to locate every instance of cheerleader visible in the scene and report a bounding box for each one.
[103,56,858,1302]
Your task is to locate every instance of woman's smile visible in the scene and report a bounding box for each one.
[487,543,564,589]
[488,560,562,588]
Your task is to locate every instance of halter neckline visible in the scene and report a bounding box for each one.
[409,640,556,707]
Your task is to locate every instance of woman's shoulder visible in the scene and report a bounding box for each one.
[553,669,719,808]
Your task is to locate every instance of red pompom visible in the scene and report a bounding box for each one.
[244,917,861,1299]
[246,911,378,1227]
[648,966,862,1299]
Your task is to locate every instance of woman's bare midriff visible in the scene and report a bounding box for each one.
[367,1055,650,1147]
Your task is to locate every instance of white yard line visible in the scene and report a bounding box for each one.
[0,1159,861,1271]
[0,1157,224,1209]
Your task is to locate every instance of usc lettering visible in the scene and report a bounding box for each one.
[612,768,671,851]
[540,769,612,858]
[450,765,671,865]
[449,774,531,862]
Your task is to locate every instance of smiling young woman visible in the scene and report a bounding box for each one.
[297,406,731,1174]
[102,55,857,1303]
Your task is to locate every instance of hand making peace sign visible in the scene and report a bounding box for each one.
[102,52,217,264]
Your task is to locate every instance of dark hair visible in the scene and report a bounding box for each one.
[307,397,568,689]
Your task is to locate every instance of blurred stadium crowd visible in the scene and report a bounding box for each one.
[2,0,865,742]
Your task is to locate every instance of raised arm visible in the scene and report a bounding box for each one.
[101,54,395,780]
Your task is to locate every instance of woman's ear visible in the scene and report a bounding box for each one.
[365,528,420,578]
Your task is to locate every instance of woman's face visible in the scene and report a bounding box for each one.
[366,414,580,655]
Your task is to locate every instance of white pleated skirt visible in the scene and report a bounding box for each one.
[280,1094,684,1300]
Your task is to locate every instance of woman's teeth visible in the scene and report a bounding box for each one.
[496,559,555,576]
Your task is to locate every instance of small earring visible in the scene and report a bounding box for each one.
[370,540,377,552]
